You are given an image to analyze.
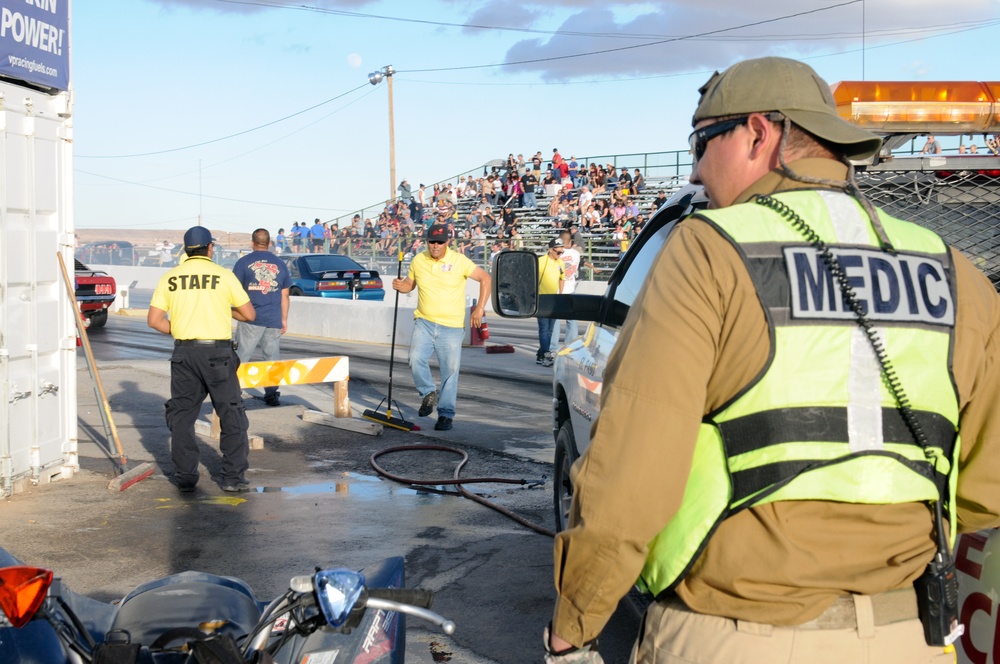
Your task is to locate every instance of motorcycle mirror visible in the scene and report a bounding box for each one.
[314,569,365,628]
[0,566,53,628]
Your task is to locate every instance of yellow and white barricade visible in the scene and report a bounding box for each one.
[239,356,348,401]
[202,357,354,446]
[237,356,350,418]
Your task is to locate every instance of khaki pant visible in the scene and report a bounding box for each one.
[629,596,956,664]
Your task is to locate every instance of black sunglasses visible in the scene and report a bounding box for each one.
[428,240,447,245]
[688,116,749,161]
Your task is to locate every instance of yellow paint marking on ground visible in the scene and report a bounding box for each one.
[155,496,248,507]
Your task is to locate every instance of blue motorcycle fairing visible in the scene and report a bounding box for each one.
[111,572,262,650]
[0,619,73,664]
[1,546,417,664]
[272,556,407,664]
[0,547,117,663]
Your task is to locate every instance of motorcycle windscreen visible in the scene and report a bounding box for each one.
[111,578,261,648]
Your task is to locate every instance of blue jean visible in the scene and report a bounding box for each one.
[236,323,282,398]
[549,319,580,353]
[409,318,464,418]
[523,191,537,209]
[537,318,556,360]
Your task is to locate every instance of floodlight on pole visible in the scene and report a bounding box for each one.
[368,65,396,201]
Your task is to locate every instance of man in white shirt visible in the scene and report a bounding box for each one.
[578,186,594,216]
[548,230,592,356]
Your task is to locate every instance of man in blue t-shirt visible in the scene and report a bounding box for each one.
[290,222,303,253]
[232,229,292,406]
[309,218,326,253]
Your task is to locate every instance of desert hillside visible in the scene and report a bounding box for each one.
[76,228,253,254]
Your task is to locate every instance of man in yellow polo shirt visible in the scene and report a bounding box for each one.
[536,237,565,367]
[148,226,257,493]
[392,223,491,431]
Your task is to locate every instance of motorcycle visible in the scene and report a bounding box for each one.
[0,546,454,663]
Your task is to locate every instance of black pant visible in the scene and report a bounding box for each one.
[165,344,249,487]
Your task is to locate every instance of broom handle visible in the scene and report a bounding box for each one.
[385,249,404,414]
[57,252,128,467]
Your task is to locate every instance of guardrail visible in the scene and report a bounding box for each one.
[326,149,695,229]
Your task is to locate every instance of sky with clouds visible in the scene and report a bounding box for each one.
[65,0,1000,234]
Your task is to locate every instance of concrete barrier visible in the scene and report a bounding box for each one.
[93,264,611,346]
[96,265,169,290]
[289,296,418,346]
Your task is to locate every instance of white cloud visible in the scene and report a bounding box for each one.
[482,1,1000,81]
[144,0,372,13]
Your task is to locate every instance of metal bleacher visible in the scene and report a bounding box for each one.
[329,150,695,281]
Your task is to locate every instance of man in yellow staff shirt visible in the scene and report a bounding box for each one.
[392,223,491,431]
[147,226,257,493]
[536,237,565,367]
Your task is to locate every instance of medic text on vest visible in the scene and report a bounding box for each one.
[166,274,221,291]
[784,247,955,326]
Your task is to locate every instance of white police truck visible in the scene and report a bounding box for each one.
[492,79,1000,662]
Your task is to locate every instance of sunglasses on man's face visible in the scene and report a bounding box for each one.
[428,240,447,245]
[688,116,750,161]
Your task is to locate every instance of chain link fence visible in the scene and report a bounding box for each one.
[330,154,1000,292]
[858,163,1000,290]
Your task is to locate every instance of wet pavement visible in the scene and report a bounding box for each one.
[0,312,640,662]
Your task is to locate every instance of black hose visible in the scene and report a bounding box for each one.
[370,445,555,538]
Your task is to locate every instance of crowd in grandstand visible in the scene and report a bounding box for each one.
[269,149,669,266]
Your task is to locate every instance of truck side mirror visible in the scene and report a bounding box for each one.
[491,250,538,317]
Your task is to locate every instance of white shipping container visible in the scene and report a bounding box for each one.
[0,80,78,496]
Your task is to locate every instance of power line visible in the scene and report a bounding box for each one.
[397,18,1000,87]
[212,0,996,49]
[211,0,693,40]
[213,0,862,73]
[75,168,352,212]
[401,1,863,73]
[109,86,380,185]
[77,82,370,159]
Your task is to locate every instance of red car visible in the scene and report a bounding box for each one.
[74,259,116,328]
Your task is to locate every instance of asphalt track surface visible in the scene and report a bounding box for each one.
[0,304,641,663]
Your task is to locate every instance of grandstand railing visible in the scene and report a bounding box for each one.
[318,147,1000,292]
[326,149,694,230]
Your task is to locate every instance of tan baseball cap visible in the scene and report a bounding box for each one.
[692,57,882,161]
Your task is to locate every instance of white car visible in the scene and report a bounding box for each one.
[492,185,707,530]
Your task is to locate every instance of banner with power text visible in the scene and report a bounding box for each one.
[0,0,69,91]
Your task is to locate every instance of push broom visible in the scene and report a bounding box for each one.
[57,252,155,491]
[363,251,417,431]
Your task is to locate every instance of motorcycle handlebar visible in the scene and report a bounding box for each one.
[365,597,455,635]
[366,588,434,609]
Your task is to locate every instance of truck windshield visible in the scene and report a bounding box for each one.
[613,222,677,311]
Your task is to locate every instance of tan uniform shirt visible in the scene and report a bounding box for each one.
[552,159,1000,645]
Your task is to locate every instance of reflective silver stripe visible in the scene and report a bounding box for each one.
[818,191,885,452]
[819,190,868,244]
[848,327,885,451]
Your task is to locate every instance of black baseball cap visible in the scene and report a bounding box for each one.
[426,224,450,242]
[183,226,212,250]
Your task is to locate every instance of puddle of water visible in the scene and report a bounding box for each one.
[502,443,553,464]
[255,472,450,501]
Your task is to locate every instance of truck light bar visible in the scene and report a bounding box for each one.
[831,81,1000,135]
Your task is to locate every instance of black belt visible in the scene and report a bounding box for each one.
[174,339,232,347]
